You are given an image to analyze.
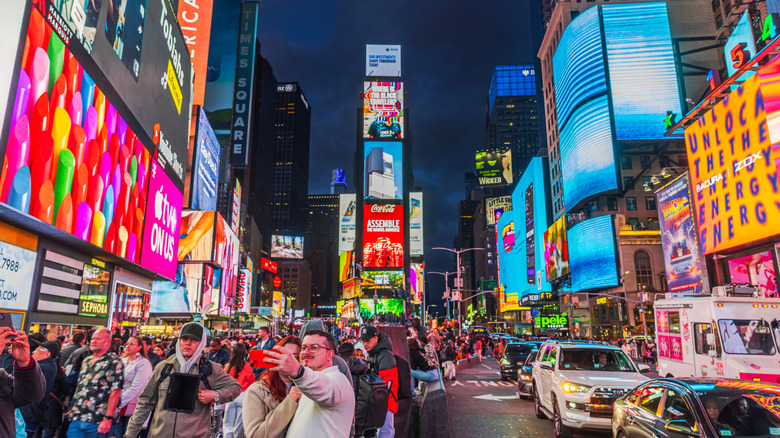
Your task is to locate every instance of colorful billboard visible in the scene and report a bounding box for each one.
[190,108,219,211]
[360,298,404,316]
[237,269,251,314]
[602,3,682,140]
[363,204,404,268]
[214,214,239,317]
[727,251,778,297]
[149,263,204,314]
[364,142,403,200]
[338,194,356,254]
[140,160,183,279]
[496,210,520,312]
[339,251,354,282]
[272,290,283,315]
[486,196,512,225]
[230,179,241,235]
[178,211,216,262]
[0,224,37,312]
[409,192,424,256]
[363,82,404,139]
[656,174,702,294]
[260,257,277,273]
[544,216,570,281]
[271,235,304,259]
[21,0,193,191]
[410,262,424,304]
[685,55,780,254]
[362,271,405,289]
[476,149,513,186]
[177,0,215,106]
[366,44,401,77]
[501,221,515,253]
[568,216,619,291]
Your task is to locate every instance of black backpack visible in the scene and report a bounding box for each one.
[394,354,412,401]
[354,368,389,432]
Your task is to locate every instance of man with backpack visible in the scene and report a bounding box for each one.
[360,326,399,438]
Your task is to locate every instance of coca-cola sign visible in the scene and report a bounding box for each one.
[363,204,404,268]
[370,204,396,213]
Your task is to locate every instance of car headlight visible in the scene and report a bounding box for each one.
[562,382,591,393]
[521,374,532,381]
[501,358,511,366]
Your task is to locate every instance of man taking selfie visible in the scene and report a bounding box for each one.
[0,326,45,437]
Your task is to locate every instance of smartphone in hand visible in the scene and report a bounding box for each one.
[249,350,275,368]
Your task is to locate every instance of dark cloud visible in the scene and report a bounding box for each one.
[256,0,538,314]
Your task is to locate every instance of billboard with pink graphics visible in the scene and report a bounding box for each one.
[140,161,182,280]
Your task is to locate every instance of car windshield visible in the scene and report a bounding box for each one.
[559,349,636,372]
[718,319,777,355]
[505,344,534,355]
[696,382,780,438]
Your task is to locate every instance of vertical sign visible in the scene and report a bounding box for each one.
[656,174,703,294]
[525,184,535,284]
[230,179,241,235]
[409,192,424,256]
[338,194,356,254]
[237,268,251,313]
[229,3,259,167]
[177,0,215,106]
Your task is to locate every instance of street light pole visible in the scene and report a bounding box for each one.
[432,247,485,335]
[428,271,455,321]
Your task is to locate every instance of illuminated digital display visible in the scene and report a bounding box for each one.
[476,150,513,186]
[271,235,304,259]
[409,192,423,256]
[366,44,401,77]
[568,215,619,291]
[362,204,404,268]
[364,142,403,200]
[543,216,570,281]
[339,194,356,254]
[362,271,404,289]
[559,95,618,211]
[496,210,519,312]
[684,55,780,254]
[363,82,404,139]
[656,174,702,294]
[486,196,512,225]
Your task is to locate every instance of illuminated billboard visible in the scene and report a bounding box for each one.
[410,263,424,304]
[190,108,220,211]
[271,235,304,259]
[360,298,404,316]
[559,95,618,211]
[150,263,204,314]
[602,3,682,140]
[501,221,515,253]
[486,196,512,225]
[339,251,354,282]
[237,269,252,314]
[543,216,570,281]
[178,211,216,262]
[176,0,215,106]
[724,11,756,89]
[362,271,405,289]
[496,210,520,312]
[364,142,403,199]
[409,192,424,256]
[476,150,513,186]
[685,55,780,254]
[230,179,241,235]
[273,291,283,315]
[214,214,239,317]
[363,81,404,139]
[139,160,183,279]
[657,174,702,294]
[568,216,619,291]
[338,194,356,254]
[366,44,401,77]
[363,204,403,268]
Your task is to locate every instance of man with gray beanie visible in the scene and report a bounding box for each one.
[124,322,241,438]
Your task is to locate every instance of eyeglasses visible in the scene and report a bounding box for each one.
[300,344,332,353]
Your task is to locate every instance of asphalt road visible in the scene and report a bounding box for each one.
[445,357,612,438]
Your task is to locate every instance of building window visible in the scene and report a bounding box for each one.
[621,157,633,170]
[626,197,637,210]
[634,250,653,290]
[640,156,651,168]
[645,197,656,210]
[587,200,599,211]
[607,197,618,211]
[623,177,635,191]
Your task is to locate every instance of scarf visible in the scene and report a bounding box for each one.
[175,323,208,373]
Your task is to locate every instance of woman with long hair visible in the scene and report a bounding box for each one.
[225,343,254,391]
[243,336,303,438]
[113,335,153,437]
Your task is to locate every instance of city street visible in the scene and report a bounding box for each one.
[446,358,609,438]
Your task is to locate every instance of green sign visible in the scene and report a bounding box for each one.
[535,312,568,329]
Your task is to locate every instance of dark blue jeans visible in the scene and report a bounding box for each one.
[65,421,98,438]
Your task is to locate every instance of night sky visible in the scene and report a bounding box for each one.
[250,0,540,315]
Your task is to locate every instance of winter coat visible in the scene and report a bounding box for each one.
[367,332,399,414]
[0,360,45,438]
[242,381,298,438]
[20,356,57,428]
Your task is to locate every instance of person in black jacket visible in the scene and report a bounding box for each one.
[407,338,438,383]
[141,336,163,369]
[21,340,60,437]
[0,327,46,438]
[360,326,398,438]
[441,340,457,381]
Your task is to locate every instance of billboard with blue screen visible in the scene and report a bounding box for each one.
[559,95,618,210]
[552,7,606,130]
[568,216,619,291]
[602,3,682,140]
[496,210,520,311]
[191,108,220,211]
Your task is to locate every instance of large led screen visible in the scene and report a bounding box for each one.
[214,213,239,317]
[685,55,780,254]
[271,235,304,259]
[568,216,619,291]
[362,271,405,289]
[727,251,777,297]
[190,108,220,211]
[139,160,182,279]
[366,45,401,77]
[486,196,512,225]
[178,211,216,262]
[359,298,404,316]
[656,174,702,294]
[559,95,618,211]
[496,210,520,312]
[543,216,570,281]
[149,263,204,314]
[552,6,606,130]
[409,192,423,256]
[338,194,356,254]
[410,263,424,304]
[363,82,404,139]
[363,204,403,268]
[339,251,354,282]
[602,3,682,140]
[364,142,403,199]
[476,150,513,186]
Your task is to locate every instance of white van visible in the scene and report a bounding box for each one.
[654,288,780,383]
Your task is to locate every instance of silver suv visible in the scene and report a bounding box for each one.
[531,341,650,438]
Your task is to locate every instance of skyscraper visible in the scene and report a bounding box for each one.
[305,194,340,309]
[272,83,312,235]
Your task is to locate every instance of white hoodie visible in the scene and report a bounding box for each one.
[285,365,356,438]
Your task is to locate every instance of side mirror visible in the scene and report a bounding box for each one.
[637,364,651,373]
[665,420,699,437]
[540,361,553,370]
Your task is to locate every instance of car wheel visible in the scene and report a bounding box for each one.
[553,396,573,438]
[501,375,507,381]
[533,384,545,419]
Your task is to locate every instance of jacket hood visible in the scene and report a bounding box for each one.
[299,319,326,338]
[369,331,393,355]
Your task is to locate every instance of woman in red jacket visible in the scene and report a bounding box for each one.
[225,343,254,391]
